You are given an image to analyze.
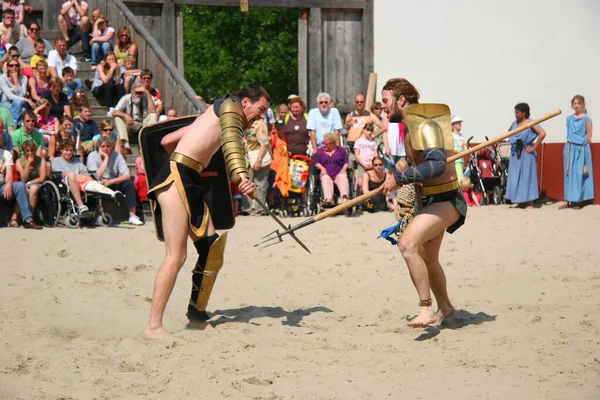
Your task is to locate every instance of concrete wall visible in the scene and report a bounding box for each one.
[374,0,600,142]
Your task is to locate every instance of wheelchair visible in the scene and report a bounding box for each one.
[36,173,116,228]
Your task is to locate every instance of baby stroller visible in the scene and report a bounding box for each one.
[37,173,119,228]
[465,137,508,205]
[278,155,314,217]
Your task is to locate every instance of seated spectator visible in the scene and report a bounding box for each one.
[2,46,32,77]
[28,59,50,102]
[33,98,58,157]
[48,37,80,81]
[42,77,71,118]
[86,136,143,225]
[1,118,14,154]
[11,110,42,157]
[0,9,25,50]
[13,139,46,219]
[16,22,53,64]
[158,107,177,122]
[140,69,163,117]
[61,66,82,100]
[89,16,114,68]
[361,155,388,212]
[29,38,47,70]
[133,155,147,204]
[0,133,41,228]
[3,0,24,27]
[91,51,124,110]
[0,55,33,123]
[73,104,97,156]
[119,55,140,93]
[58,0,91,62]
[54,115,75,157]
[112,81,157,155]
[313,132,349,206]
[92,118,121,154]
[50,137,90,215]
[69,88,87,118]
[461,176,481,207]
[0,97,15,134]
[114,27,137,67]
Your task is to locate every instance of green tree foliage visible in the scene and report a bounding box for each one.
[183,6,299,106]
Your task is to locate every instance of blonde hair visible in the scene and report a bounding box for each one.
[460,176,472,190]
[571,94,587,113]
[323,132,337,144]
[395,158,409,171]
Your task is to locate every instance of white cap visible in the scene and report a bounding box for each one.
[451,115,463,124]
[287,94,299,101]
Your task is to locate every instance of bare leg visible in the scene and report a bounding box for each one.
[397,202,459,327]
[143,183,190,340]
[423,232,455,325]
[28,184,40,211]
[66,173,85,206]
[58,15,69,40]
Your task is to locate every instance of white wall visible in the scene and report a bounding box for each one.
[374,0,600,142]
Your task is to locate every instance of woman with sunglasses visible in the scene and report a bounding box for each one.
[0,58,34,124]
[114,27,138,67]
[15,22,53,64]
[92,118,122,154]
[361,155,388,212]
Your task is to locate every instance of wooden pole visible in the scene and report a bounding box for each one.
[365,72,377,111]
[240,0,249,12]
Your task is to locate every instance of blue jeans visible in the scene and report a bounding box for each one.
[91,42,114,65]
[67,27,91,57]
[0,181,33,221]
[0,99,25,126]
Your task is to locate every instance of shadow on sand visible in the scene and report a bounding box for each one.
[414,309,496,341]
[210,306,333,327]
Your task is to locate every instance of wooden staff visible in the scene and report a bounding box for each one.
[256,109,561,246]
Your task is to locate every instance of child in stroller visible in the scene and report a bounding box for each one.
[465,137,508,205]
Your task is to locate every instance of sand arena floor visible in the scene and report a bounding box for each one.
[1,203,599,399]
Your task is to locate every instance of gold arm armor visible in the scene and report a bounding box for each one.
[219,98,249,179]
[405,104,453,151]
[192,231,228,313]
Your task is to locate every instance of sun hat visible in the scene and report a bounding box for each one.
[451,115,463,124]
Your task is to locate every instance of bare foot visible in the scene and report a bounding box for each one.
[430,305,456,326]
[407,306,437,328]
[143,326,169,340]
[185,319,215,331]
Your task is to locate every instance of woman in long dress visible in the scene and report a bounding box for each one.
[560,95,593,209]
[505,103,547,208]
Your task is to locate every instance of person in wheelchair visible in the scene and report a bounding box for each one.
[313,132,349,206]
[50,138,92,216]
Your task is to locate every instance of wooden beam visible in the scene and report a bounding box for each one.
[361,0,374,96]
[161,0,177,66]
[307,7,322,109]
[134,0,366,9]
[297,9,308,103]
[176,5,184,73]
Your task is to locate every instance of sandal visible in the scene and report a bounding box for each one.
[9,219,20,228]
[558,202,570,210]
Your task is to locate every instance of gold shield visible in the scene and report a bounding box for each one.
[405,104,453,151]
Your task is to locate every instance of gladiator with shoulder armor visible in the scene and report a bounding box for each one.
[139,84,270,339]
[381,78,466,328]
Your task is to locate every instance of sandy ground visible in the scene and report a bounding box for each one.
[1,202,600,400]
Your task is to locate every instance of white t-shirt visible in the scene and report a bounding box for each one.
[95,26,116,47]
[48,50,79,79]
[354,137,377,166]
[0,148,14,185]
[387,122,406,157]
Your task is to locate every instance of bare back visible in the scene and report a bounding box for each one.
[173,105,222,168]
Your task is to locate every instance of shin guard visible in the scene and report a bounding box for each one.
[186,232,227,321]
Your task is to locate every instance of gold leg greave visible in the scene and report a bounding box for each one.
[188,232,228,320]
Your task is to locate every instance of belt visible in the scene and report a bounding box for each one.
[421,180,459,196]
[170,152,204,174]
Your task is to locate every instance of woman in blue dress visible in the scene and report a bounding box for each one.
[505,103,547,208]
[560,95,593,209]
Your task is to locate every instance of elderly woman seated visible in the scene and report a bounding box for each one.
[312,132,349,206]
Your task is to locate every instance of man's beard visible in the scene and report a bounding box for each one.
[388,110,403,123]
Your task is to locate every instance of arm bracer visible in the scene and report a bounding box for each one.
[393,147,446,185]
[219,98,249,179]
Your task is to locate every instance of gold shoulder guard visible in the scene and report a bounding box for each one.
[405,104,453,151]
[219,98,249,179]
